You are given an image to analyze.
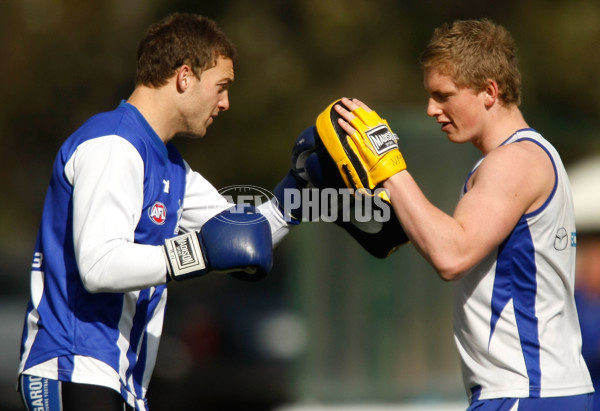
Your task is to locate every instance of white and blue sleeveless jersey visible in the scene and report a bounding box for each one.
[453,129,593,403]
[18,101,289,410]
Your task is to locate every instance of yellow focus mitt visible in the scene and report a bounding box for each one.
[316,99,406,195]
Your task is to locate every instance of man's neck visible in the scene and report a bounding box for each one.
[476,104,529,154]
[127,85,176,144]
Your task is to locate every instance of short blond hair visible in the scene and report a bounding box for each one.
[420,19,521,106]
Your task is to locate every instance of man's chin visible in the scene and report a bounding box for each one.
[175,131,206,139]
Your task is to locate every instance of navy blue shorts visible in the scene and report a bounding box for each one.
[467,393,594,411]
[19,374,134,411]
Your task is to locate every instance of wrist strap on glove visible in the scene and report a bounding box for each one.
[163,232,207,281]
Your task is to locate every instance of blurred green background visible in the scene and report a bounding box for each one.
[2,0,600,409]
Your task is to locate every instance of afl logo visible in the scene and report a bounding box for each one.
[217,185,276,225]
[149,202,167,225]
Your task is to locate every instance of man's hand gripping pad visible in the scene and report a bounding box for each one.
[315,99,406,193]
[302,126,409,258]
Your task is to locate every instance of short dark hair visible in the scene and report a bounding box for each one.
[135,13,238,87]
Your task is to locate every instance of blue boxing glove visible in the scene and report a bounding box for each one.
[272,125,408,258]
[163,205,273,282]
[273,126,323,224]
[303,126,409,258]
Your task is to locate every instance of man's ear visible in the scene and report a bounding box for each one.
[176,65,194,93]
[483,79,499,108]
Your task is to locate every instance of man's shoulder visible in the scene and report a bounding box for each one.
[63,105,153,153]
[77,105,139,138]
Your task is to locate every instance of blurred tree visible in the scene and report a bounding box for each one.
[0,0,152,242]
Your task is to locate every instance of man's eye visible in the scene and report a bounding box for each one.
[434,93,451,102]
